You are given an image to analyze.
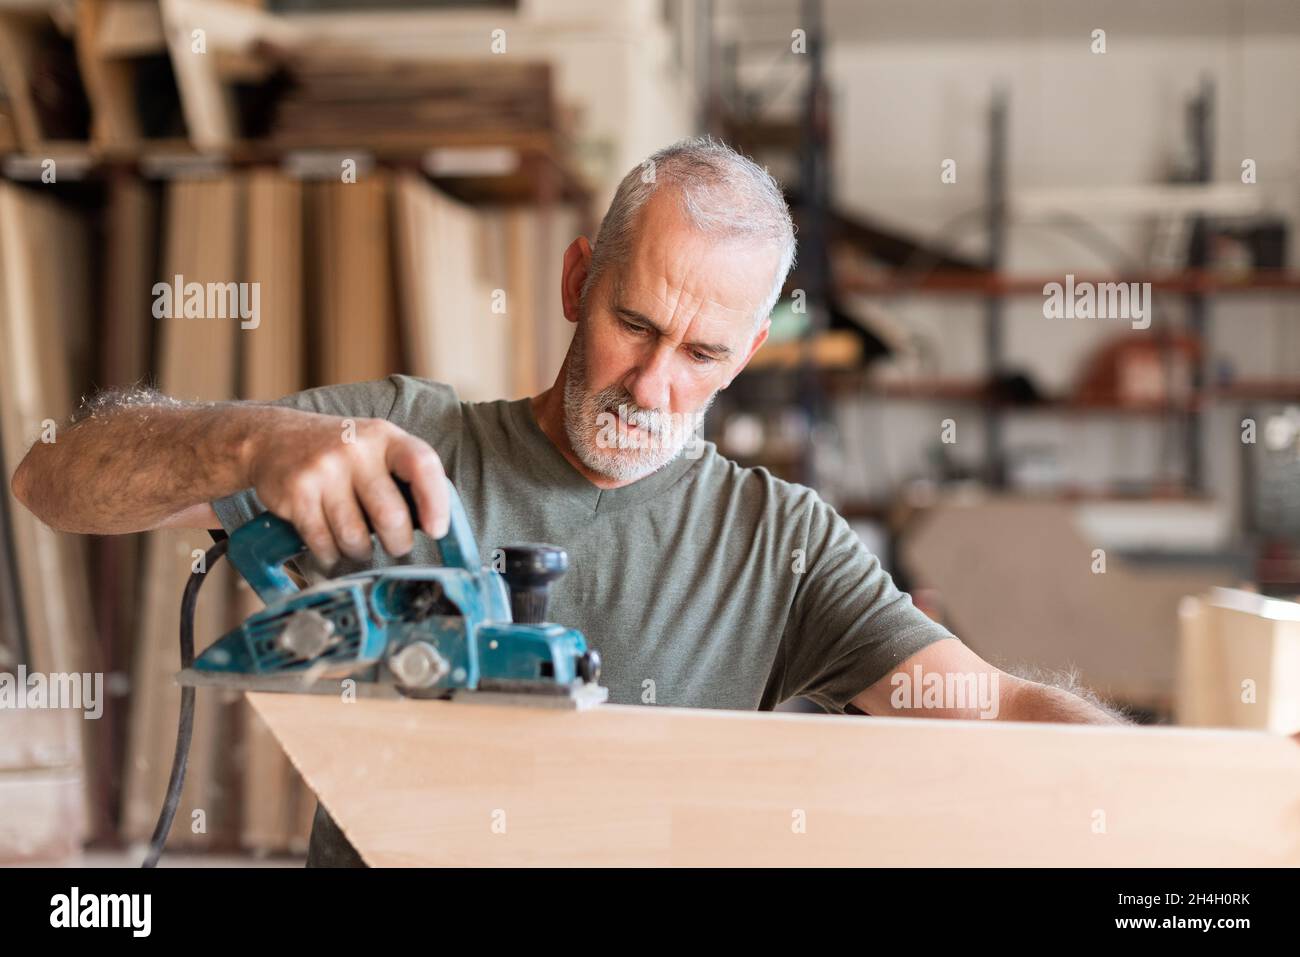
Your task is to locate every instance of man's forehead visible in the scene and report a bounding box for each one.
[614,246,772,334]
[617,274,753,325]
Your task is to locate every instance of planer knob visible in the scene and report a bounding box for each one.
[498,545,567,624]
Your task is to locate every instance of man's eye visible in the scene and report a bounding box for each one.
[620,319,649,335]
[688,350,716,365]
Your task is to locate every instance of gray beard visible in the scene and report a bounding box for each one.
[562,324,711,482]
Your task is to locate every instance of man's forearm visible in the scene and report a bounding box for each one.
[1004,677,1131,725]
[11,389,271,535]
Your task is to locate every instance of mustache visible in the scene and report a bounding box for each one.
[590,386,666,435]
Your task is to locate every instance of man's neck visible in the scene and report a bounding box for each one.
[530,378,634,491]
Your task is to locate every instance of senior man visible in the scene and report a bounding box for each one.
[13,136,1125,865]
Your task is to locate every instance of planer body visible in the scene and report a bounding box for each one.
[190,480,603,700]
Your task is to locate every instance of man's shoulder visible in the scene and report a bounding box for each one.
[692,443,825,522]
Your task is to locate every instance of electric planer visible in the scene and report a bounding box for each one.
[186,478,604,701]
[145,477,605,866]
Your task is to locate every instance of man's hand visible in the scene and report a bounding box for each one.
[243,414,448,567]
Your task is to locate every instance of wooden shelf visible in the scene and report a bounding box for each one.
[839,269,1300,297]
[0,131,592,205]
[813,375,1300,411]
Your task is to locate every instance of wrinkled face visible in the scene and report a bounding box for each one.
[563,193,779,482]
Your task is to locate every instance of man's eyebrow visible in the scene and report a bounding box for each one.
[613,304,734,358]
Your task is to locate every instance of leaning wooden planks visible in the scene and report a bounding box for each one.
[250,692,1300,867]
[308,176,401,386]
[392,173,506,401]
[237,169,314,853]
[0,182,103,836]
[93,176,159,835]
[120,176,242,848]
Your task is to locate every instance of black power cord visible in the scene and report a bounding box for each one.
[141,537,229,868]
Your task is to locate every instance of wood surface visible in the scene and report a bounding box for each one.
[248,692,1300,867]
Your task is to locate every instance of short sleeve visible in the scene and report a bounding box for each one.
[780,497,955,714]
[209,377,402,535]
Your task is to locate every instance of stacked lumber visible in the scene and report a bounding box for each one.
[266,58,554,147]
[0,160,580,856]
[0,181,106,838]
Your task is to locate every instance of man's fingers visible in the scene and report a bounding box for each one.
[322,486,373,562]
[354,469,414,557]
[294,496,340,569]
[387,438,449,538]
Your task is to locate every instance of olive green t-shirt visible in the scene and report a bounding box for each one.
[211,374,954,863]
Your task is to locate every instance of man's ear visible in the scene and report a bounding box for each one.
[726,317,771,387]
[561,236,593,324]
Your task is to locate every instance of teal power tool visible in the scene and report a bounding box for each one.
[143,477,605,866]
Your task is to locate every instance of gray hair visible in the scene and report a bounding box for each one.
[580,136,797,328]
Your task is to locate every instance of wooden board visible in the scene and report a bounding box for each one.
[248,693,1300,867]
[91,174,160,841]
[121,176,242,848]
[392,172,505,400]
[237,168,313,852]
[309,176,400,386]
[76,0,143,148]
[1177,589,1300,733]
[0,182,103,836]
[0,704,84,863]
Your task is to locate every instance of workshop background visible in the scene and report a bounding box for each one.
[1,0,1298,864]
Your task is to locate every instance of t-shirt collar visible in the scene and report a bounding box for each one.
[505,398,703,514]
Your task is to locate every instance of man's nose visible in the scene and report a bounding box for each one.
[625,343,674,412]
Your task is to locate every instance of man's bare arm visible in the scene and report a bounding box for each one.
[10,387,450,567]
[853,637,1129,725]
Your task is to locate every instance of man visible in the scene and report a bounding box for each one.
[12,137,1125,866]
